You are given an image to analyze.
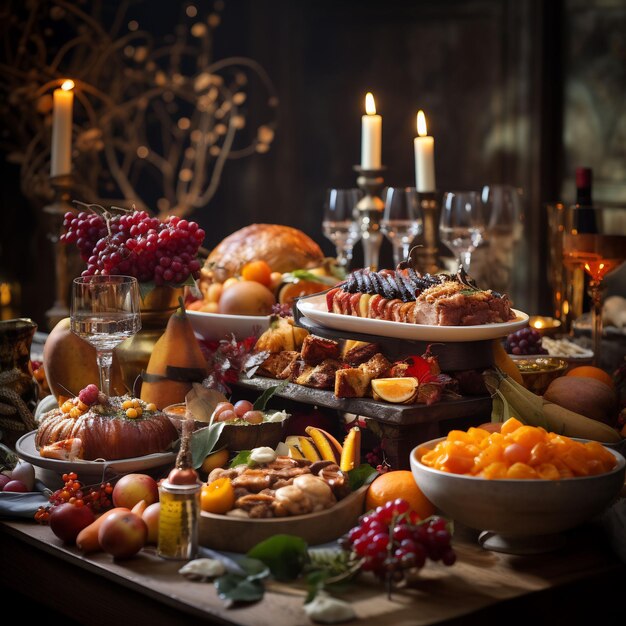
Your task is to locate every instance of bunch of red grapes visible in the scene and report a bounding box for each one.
[61,210,205,285]
[338,499,456,585]
[35,472,113,523]
[505,328,548,356]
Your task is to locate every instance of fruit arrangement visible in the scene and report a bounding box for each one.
[284,425,361,472]
[418,418,618,479]
[191,258,340,315]
[484,368,622,442]
[61,209,205,284]
[0,458,36,493]
[338,499,456,584]
[35,471,160,558]
[504,327,548,356]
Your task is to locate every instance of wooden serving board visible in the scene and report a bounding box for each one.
[237,375,491,426]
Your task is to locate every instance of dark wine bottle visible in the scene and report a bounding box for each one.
[574,167,597,233]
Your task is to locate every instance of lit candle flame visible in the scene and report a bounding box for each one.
[532,320,545,329]
[417,110,428,137]
[61,79,75,91]
[365,92,376,116]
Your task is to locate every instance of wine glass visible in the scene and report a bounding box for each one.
[322,188,363,269]
[71,275,141,395]
[562,206,626,366]
[381,187,423,267]
[481,184,524,293]
[439,191,485,273]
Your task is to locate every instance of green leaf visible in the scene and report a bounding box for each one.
[138,281,157,301]
[214,574,264,605]
[232,556,270,581]
[252,381,288,411]
[247,534,309,581]
[305,570,328,604]
[190,422,226,469]
[347,464,378,491]
[283,270,337,286]
[229,450,252,467]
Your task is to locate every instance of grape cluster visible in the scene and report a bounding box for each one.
[505,328,548,356]
[338,498,456,584]
[61,210,205,284]
[364,446,390,474]
[34,472,113,523]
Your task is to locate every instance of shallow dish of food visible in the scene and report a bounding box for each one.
[199,451,368,552]
[297,293,528,342]
[164,401,290,451]
[187,310,271,341]
[200,484,368,552]
[510,357,568,394]
[410,427,625,554]
[538,337,594,364]
[16,431,176,480]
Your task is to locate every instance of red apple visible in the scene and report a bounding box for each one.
[142,502,160,544]
[112,473,159,509]
[49,503,95,544]
[0,475,11,491]
[2,480,28,493]
[98,510,147,559]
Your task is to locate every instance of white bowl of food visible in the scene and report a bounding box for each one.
[187,309,271,341]
[410,436,625,553]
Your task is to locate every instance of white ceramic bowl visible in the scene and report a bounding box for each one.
[187,310,270,341]
[410,437,625,538]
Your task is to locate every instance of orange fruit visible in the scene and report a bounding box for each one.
[241,260,272,287]
[565,366,614,390]
[371,377,419,404]
[200,477,235,514]
[365,470,435,520]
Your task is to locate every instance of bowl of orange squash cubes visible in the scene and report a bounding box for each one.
[410,418,625,548]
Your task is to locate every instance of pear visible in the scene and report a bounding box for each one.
[43,318,126,401]
[140,299,208,409]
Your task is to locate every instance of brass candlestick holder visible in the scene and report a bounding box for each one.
[44,173,77,329]
[353,165,385,271]
[414,191,442,274]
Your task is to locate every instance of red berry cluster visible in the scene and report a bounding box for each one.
[34,472,113,523]
[78,384,100,406]
[61,210,205,284]
[338,498,456,584]
[364,445,390,473]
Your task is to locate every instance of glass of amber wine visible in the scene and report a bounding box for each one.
[562,206,626,366]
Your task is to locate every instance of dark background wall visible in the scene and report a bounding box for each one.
[1,0,625,329]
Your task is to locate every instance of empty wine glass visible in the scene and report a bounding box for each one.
[481,184,524,293]
[322,188,363,269]
[71,275,141,395]
[439,191,485,273]
[381,187,423,267]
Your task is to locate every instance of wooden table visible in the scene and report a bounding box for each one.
[1,519,623,626]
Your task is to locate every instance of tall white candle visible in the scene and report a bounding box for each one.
[361,92,381,169]
[414,110,436,192]
[51,79,75,177]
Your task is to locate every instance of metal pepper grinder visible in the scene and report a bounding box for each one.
[353,165,386,271]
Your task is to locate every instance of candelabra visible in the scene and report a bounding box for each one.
[353,166,386,271]
[415,191,442,274]
[44,174,78,329]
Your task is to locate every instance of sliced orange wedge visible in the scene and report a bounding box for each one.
[371,377,419,404]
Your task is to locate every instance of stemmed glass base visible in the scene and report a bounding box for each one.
[589,280,604,367]
[97,350,114,396]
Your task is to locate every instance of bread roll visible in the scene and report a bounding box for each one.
[205,224,324,281]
